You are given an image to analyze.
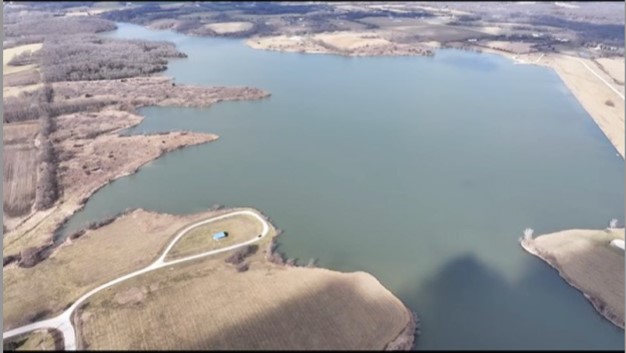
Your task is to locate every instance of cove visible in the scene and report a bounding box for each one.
[59,23,624,349]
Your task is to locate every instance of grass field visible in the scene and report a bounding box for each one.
[166,213,263,260]
[524,228,625,328]
[3,43,42,76]
[76,251,410,350]
[3,208,230,330]
[2,329,60,351]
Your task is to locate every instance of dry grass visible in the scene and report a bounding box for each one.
[166,213,263,260]
[5,206,411,349]
[147,19,181,30]
[3,208,235,330]
[3,122,40,218]
[356,18,486,42]
[482,40,535,54]
[3,146,38,217]
[2,43,42,75]
[64,8,114,17]
[55,130,217,202]
[51,76,269,109]
[3,69,41,89]
[2,329,60,351]
[3,83,43,98]
[77,246,410,350]
[546,54,625,157]
[594,57,625,86]
[528,228,624,328]
[247,32,433,57]
[205,21,253,34]
[315,31,391,50]
[52,109,142,141]
[3,78,268,255]
[3,121,40,146]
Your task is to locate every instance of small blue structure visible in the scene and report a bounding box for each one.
[213,231,228,241]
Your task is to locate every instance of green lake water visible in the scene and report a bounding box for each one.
[59,23,624,349]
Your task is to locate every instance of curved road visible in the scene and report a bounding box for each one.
[3,209,270,350]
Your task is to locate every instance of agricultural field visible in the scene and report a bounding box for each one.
[3,122,40,218]
[523,228,625,328]
[2,329,61,351]
[166,212,263,260]
[76,254,410,350]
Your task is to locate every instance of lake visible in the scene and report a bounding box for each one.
[60,23,624,349]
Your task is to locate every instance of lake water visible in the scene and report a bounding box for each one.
[61,23,624,349]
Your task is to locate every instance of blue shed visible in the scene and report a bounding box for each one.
[213,231,228,240]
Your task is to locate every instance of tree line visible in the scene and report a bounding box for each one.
[40,35,186,82]
[34,84,60,211]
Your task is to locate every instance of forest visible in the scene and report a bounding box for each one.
[40,35,186,82]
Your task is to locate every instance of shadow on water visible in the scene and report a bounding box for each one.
[406,253,624,350]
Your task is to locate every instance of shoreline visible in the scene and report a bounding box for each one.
[3,134,217,259]
[256,208,418,350]
[520,237,624,329]
[4,206,419,350]
[244,38,625,159]
[3,79,271,256]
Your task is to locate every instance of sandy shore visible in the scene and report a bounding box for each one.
[520,229,625,329]
[475,46,624,158]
